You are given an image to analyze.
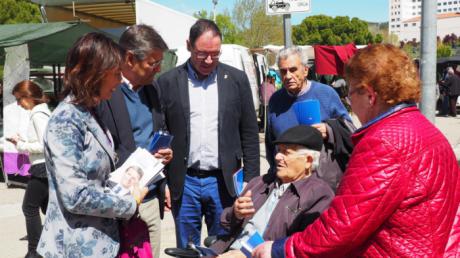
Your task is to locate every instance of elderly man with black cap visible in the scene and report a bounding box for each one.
[210,125,334,258]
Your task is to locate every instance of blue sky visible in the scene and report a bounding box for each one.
[150,0,389,25]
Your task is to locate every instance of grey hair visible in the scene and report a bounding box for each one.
[119,24,168,61]
[295,147,321,172]
[277,46,309,67]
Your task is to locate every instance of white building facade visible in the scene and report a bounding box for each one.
[389,0,460,41]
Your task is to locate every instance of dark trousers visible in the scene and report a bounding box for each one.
[22,164,48,252]
[172,171,233,248]
[449,95,459,116]
[440,94,450,115]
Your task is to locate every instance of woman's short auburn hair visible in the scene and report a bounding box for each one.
[12,80,47,105]
[345,44,421,105]
[62,32,124,108]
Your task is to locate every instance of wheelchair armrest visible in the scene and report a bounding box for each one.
[164,247,200,258]
[203,235,218,247]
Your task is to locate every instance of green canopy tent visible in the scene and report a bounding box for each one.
[0,21,119,98]
[0,21,118,66]
[0,21,177,96]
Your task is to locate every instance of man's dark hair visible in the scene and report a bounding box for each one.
[119,24,168,61]
[189,19,222,47]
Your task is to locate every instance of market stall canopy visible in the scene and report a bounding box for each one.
[32,0,135,26]
[0,22,118,66]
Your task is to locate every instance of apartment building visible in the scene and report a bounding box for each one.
[389,0,460,41]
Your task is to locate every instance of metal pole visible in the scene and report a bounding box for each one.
[419,0,437,122]
[283,14,292,48]
[212,0,218,22]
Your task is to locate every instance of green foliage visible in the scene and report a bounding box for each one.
[293,15,376,45]
[0,0,41,24]
[375,34,384,43]
[402,43,419,59]
[232,0,283,48]
[192,9,242,44]
[437,44,453,58]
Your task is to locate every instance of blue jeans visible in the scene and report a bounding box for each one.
[172,172,233,248]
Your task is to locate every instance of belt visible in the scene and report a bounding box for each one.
[187,168,221,177]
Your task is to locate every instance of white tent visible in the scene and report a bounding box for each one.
[136,0,197,49]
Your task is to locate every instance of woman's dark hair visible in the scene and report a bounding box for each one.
[12,80,48,106]
[189,19,222,47]
[62,32,124,108]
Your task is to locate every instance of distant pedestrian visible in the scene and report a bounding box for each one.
[441,67,460,117]
[7,80,51,258]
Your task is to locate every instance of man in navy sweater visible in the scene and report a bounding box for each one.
[265,46,354,191]
[95,25,172,258]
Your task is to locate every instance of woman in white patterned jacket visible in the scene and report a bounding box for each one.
[37,33,147,258]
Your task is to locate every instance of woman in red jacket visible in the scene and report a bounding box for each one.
[254,44,460,258]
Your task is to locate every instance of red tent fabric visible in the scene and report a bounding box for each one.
[314,43,358,75]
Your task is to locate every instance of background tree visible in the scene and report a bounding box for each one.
[0,0,41,24]
[193,9,241,44]
[0,0,41,82]
[293,15,376,45]
[232,0,283,48]
[437,44,453,58]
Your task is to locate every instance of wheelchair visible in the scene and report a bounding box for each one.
[164,236,219,258]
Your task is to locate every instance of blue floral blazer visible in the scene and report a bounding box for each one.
[37,96,137,258]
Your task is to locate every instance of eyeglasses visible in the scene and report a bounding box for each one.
[345,87,364,105]
[149,59,162,69]
[347,86,363,98]
[193,50,221,61]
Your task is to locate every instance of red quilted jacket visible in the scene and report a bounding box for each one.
[285,106,460,257]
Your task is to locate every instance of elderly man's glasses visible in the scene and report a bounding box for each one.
[193,50,221,61]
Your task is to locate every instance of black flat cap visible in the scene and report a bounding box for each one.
[273,125,323,151]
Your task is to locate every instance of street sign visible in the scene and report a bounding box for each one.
[265,0,311,15]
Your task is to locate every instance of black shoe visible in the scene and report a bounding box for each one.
[19,235,28,241]
[25,251,42,258]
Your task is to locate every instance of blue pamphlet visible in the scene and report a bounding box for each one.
[293,99,321,125]
[241,231,264,257]
[148,131,173,153]
[233,168,244,197]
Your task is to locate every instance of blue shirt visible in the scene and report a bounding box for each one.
[120,81,158,197]
[186,62,220,170]
[120,83,154,150]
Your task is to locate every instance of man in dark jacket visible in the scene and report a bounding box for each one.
[441,67,460,117]
[213,126,334,257]
[95,25,171,258]
[156,19,260,248]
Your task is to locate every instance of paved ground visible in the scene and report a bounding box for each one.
[1,116,459,258]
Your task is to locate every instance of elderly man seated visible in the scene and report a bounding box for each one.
[211,125,334,257]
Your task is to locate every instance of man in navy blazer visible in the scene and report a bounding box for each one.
[157,19,260,248]
[95,25,171,258]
